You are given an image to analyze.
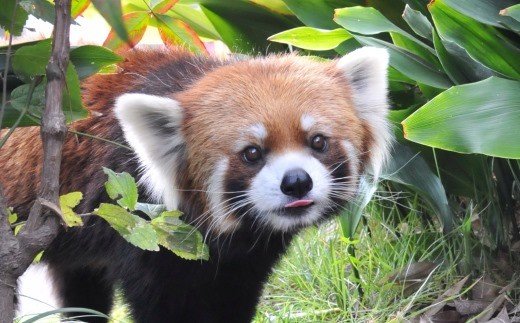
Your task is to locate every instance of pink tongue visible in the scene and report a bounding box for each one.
[284,199,314,208]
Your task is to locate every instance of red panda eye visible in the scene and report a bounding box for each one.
[243,146,262,163]
[310,134,327,152]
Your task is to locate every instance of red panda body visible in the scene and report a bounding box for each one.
[1,47,391,322]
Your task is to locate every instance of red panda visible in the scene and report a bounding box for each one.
[1,46,391,322]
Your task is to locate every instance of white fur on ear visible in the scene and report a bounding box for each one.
[115,93,184,209]
[337,47,392,178]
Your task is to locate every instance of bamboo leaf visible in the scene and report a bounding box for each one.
[402,77,520,158]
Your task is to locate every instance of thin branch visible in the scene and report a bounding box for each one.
[0,0,20,130]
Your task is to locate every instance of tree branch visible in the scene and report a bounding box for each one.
[0,1,72,321]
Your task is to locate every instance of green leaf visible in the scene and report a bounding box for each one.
[59,192,84,227]
[281,0,341,29]
[355,35,451,89]
[200,1,298,53]
[70,45,123,79]
[0,0,29,36]
[268,27,351,51]
[126,215,160,251]
[71,0,91,18]
[382,142,454,232]
[103,11,150,51]
[167,4,220,39]
[91,0,129,44]
[429,0,520,79]
[103,168,138,211]
[63,63,88,123]
[442,0,520,33]
[334,6,438,62]
[402,77,520,158]
[402,4,432,41]
[7,208,17,225]
[23,307,109,323]
[135,202,167,219]
[251,0,293,16]
[12,39,53,78]
[152,0,179,14]
[20,0,55,24]
[94,203,136,235]
[156,14,208,54]
[339,178,377,239]
[500,4,520,23]
[151,211,209,260]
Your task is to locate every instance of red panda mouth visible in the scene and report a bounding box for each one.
[284,199,314,208]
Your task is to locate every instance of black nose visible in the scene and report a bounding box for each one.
[280,168,313,198]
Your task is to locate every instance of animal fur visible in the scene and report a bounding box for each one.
[1,47,391,322]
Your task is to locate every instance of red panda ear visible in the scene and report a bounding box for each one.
[115,93,184,209]
[336,47,392,178]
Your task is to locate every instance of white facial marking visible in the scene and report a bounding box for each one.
[234,123,267,152]
[16,264,62,320]
[206,157,240,233]
[300,114,316,132]
[248,151,332,231]
[336,47,392,178]
[342,140,360,185]
[115,93,184,210]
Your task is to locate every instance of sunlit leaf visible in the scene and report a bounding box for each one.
[402,77,520,158]
[152,0,179,14]
[167,3,220,39]
[94,203,136,235]
[281,0,339,29]
[59,192,84,227]
[71,0,91,18]
[251,0,293,16]
[103,168,138,211]
[268,27,351,51]
[500,4,520,23]
[103,11,150,52]
[156,14,207,54]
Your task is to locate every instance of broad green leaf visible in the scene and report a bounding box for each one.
[70,45,123,79]
[339,178,377,239]
[402,4,432,41]
[281,0,341,29]
[200,1,298,53]
[71,0,91,18]
[12,39,53,78]
[103,11,150,52]
[432,28,469,85]
[334,6,437,61]
[151,211,209,260]
[59,192,84,227]
[443,0,520,33]
[355,36,451,89]
[94,203,136,235]
[9,64,87,125]
[0,0,29,36]
[126,215,160,251]
[168,4,220,39]
[103,168,138,211]
[152,0,179,14]
[20,0,55,24]
[382,142,454,232]
[91,0,129,44]
[156,14,207,54]
[500,4,520,23]
[390,32,441,69]
[402,77,520,158]
[135,202,167,219]
[429,0,520,79]
[269,27,351,51]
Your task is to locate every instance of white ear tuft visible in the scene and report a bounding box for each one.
[115,93,184,209]
[337,47,392,178]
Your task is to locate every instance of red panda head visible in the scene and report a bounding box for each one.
[115,47,391,234]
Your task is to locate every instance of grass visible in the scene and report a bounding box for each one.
[254,200,463,322]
